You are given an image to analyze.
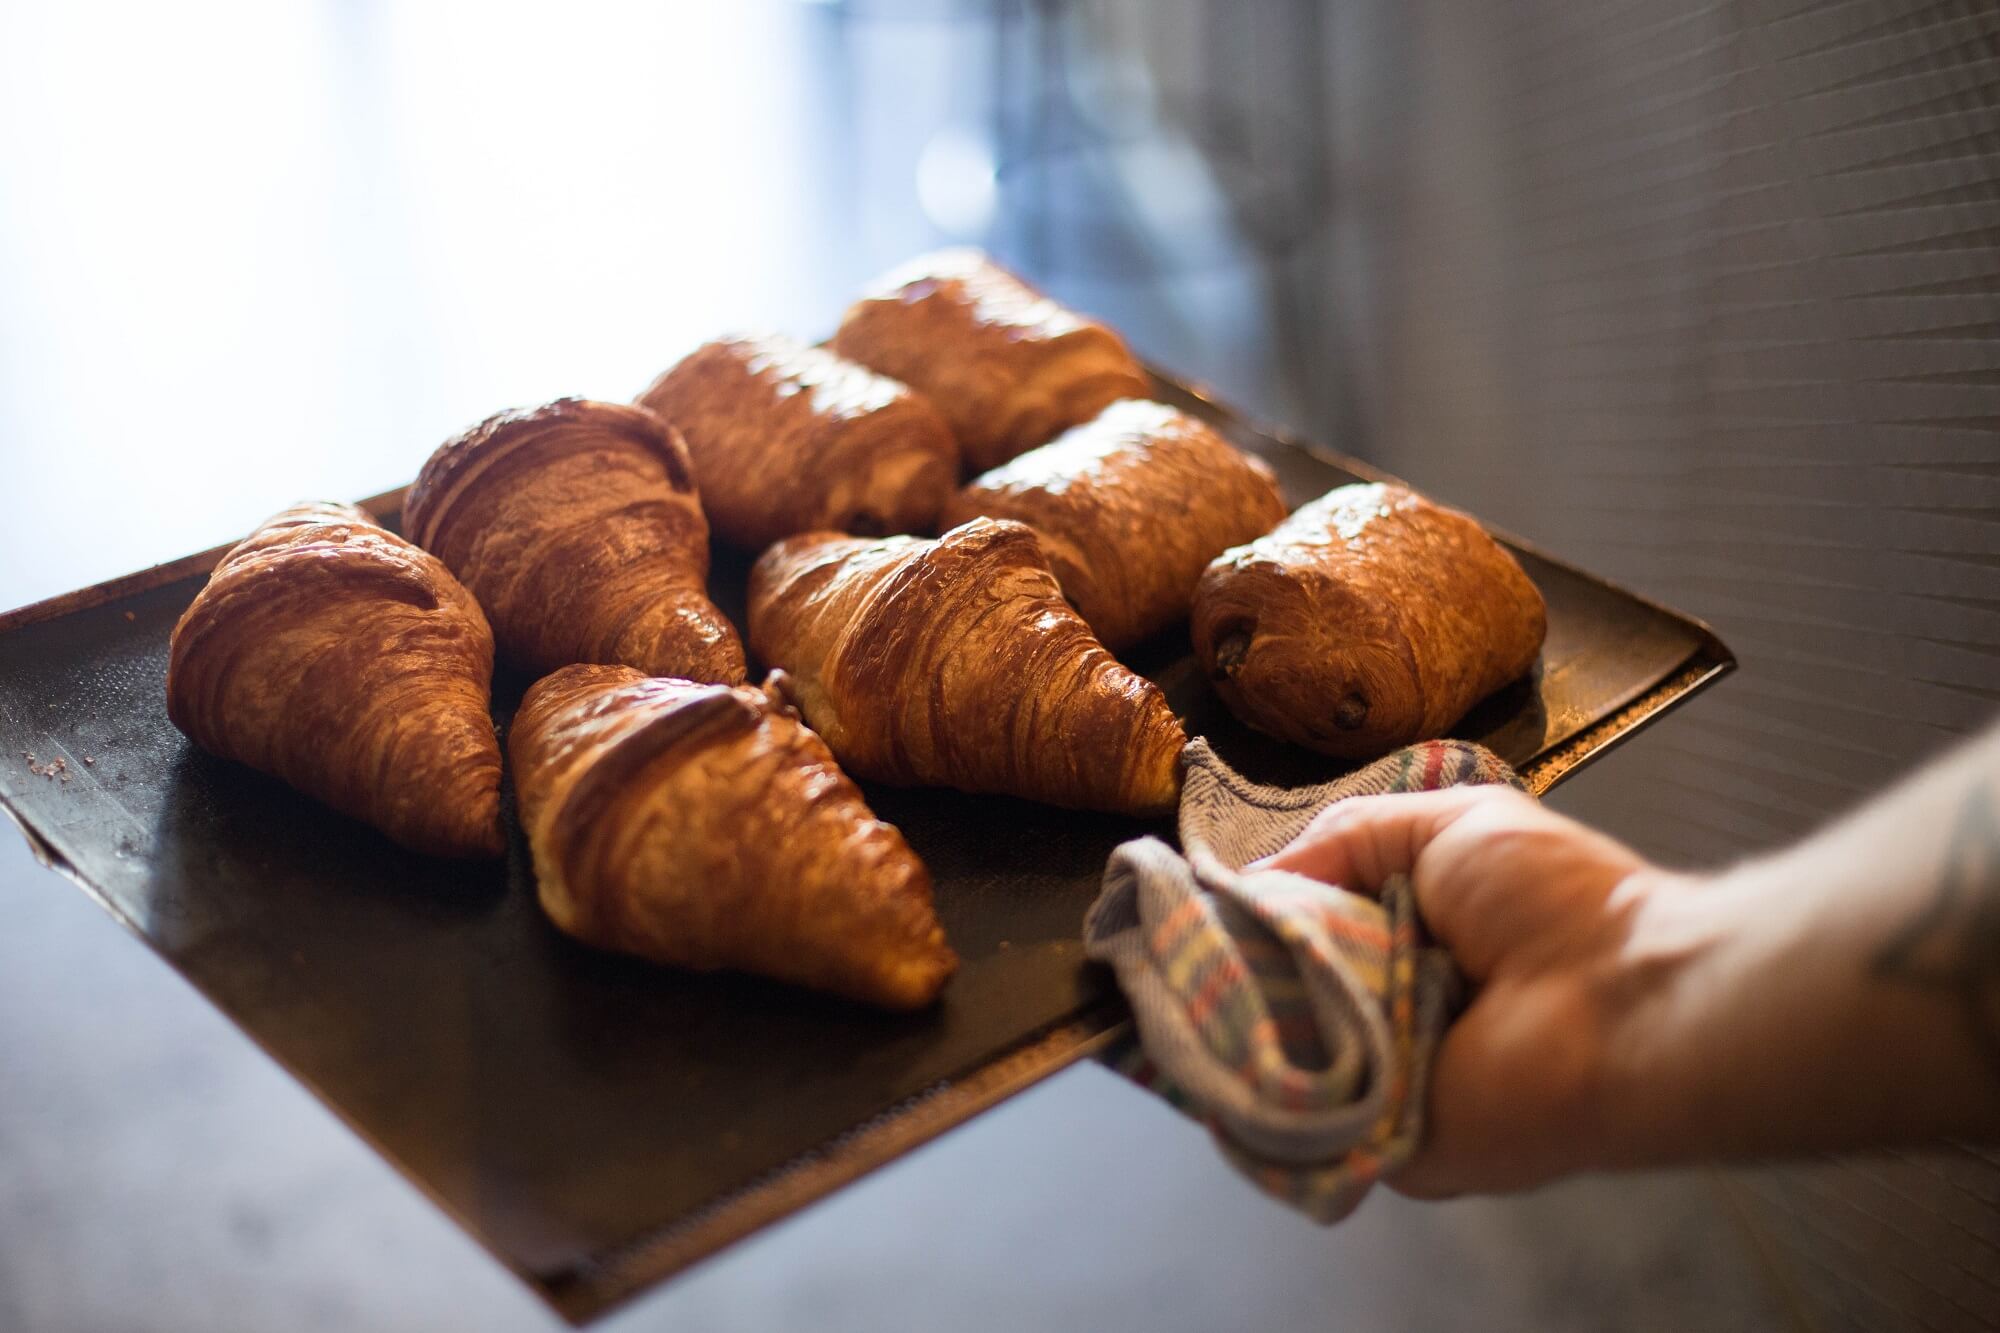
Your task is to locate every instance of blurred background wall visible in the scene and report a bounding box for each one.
[988,1,2000,1321]
[1329,4,2000,1325]
[2,1,1996,1329]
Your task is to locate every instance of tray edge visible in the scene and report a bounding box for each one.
[538,1004,1128,1323]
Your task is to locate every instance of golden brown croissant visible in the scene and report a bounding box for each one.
[1191,482,1547,759]
[831,249,1153,473]
[636,333,961,548]
[166,501,504,859]
[405,398,745,684]
[509,663,956,1009]
[747,518,1186,816]
[940,399,1289,651]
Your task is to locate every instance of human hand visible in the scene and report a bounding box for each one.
[1257,723,2000,1195]
[1260,785,1703,1198]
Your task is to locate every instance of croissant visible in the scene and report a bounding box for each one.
[831,249,1153,473]
[636,333,960,549]
[1191,482,1548,759]
[509,664,956,1009]
[940,399,1289,651]
[166,501,504,858]
[404,398,745,684]
[747,518,1186,816]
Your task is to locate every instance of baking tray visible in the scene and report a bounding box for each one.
[0,368,1732,1322]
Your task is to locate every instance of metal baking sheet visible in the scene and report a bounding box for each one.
[0,369,1732,1322]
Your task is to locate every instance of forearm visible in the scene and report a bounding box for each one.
[1599,725,2000,1167]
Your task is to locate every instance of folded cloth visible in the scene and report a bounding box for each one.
[1084,737,1524,1222]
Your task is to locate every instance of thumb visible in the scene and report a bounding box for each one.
[1257,785,1509,895]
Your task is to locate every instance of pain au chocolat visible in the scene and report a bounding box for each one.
[1192,482,1546,759]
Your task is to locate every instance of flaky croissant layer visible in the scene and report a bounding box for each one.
[405,397,746,684]
[509,663,957,1010]
[942,398,1289,650]
[832,249,1153,473]
[167,501,505,858]
[748,517,1186,817]
[638,333,960,549]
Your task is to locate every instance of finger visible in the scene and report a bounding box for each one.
[1256,786,1508,893]
[1383,1152,1464,1201]
[1389,1078,1575,1201]
[1388,980,1600,1200]
[1387,1023,1500,1200]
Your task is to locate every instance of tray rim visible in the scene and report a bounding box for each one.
[0,370,1736,1324]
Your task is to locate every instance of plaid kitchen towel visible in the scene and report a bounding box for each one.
[1083,738,1524,1222]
